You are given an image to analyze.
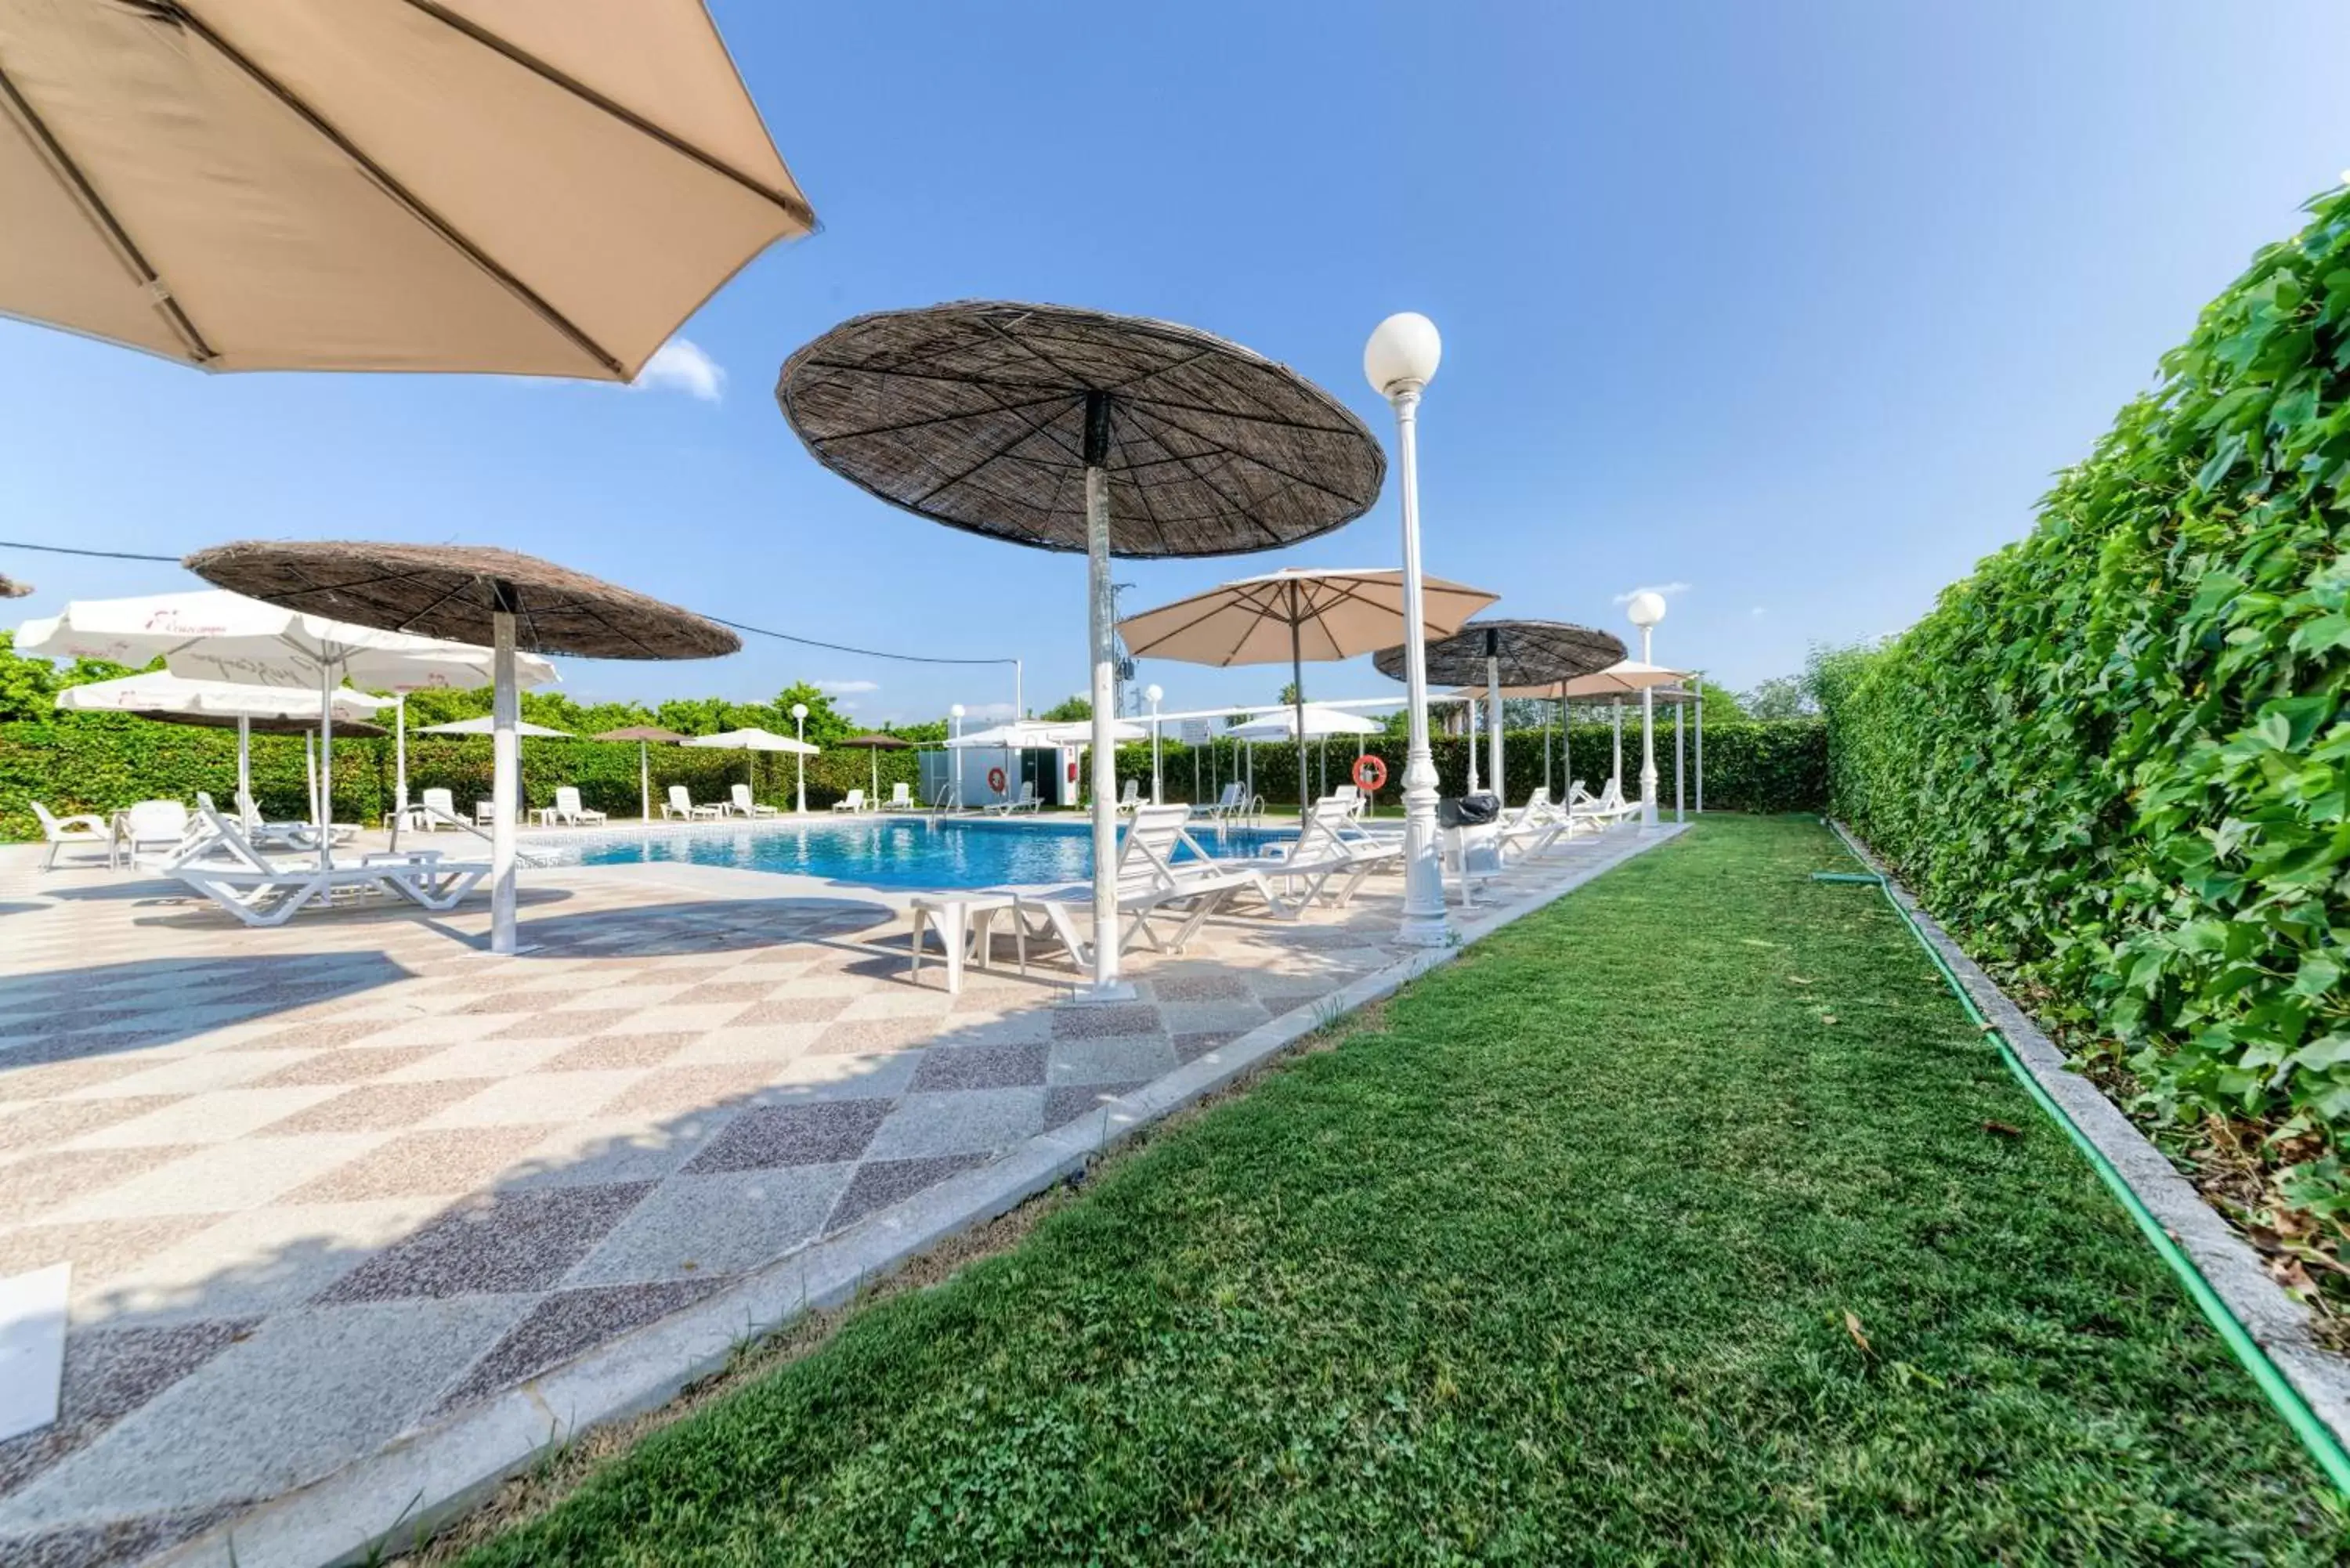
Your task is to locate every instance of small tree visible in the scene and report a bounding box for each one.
[1038,694,1090,723]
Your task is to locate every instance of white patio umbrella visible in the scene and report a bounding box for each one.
[1558,659,1692,802]
[683,727,818,808]
[1231,702,1383,803]
[53,670,392,817]
[18,590,556,861]
[418,715,573,738]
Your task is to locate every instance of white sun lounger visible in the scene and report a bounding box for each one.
[888,782,913,810]
[1567,779,1641,829]
[664,786,723,821]
[1191,781,1246,822]
[986,781,1040,815]
[171,804,489,927]
[1112,778,1141,814]
[830,788,867,815]
[729,784,779,818]
[31,801,109,870]
[1014,804,1293,966]
[551,786,608,827]
[1247,801,1401,910]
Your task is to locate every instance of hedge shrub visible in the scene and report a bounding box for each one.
[2,714,1824,840]
[1826,187,2350,1179]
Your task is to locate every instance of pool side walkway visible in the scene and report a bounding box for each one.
[0,816,1676,1568]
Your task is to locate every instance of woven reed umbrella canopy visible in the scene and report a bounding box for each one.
[836,732,913,807]
[778,301,1383,999]
[595,726,692,822]
[185,541,739,955]
[0,573,30,598]
[1375,619,1625,799]
[126,710,386,739]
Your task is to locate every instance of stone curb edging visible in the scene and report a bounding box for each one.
[157,826,1684,1568]
[1828,821,2350,1455]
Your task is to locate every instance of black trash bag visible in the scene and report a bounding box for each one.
[1438,792,1500,828]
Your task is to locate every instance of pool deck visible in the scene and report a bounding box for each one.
[0,813,1679,1568]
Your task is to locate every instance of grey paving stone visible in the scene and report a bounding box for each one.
[1173,1030,1242,1065]
[1050,1003,1163,1040]
[728,995,853,1026]
[1046,1035,1177,1086]
[825,1154,988,1235]
[866,1087,1043,1162]
[0,1498,248,1568]
[242,1046,444,1086]
[907,1040,1047,1093]
[253,1078,494,1136]
[0,1149,190,1228]
[312,1183,653,1302]
[568,1166,852,1285]
[0,1297,528,1526]
[1043,1080,1148,1133]
[536,1032,701,1072]
[0,1319,253,1500]
[684,1100,891,1172]
[435,1278,724,1414]
[1147,971,1254,1002]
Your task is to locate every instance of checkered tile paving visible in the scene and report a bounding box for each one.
[0,822,1647,1565]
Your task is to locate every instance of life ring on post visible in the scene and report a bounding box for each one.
[1351,754,1388,793]
[987,766,1007,794]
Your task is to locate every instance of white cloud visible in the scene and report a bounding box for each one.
[815,678,880,695]
[961,701,1019,723]
[631,338,725,402]
[1613,581,1691,605]
[1750,606,1766,617]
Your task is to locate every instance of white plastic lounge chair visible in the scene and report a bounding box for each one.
[1249,801,1402,910]
[1567,779,1640,829]
[986,781,1040,816]
[1325,783,1367,822]
[552,786,608,827]
[1495,787,1573,859]
[664,785,722,821]
[729,783,779,818]
[1113,778,1141,814]
[233,789,354,851]
[31,801,110,871]
[172,802,489,927]
[830,788,866,815]
[888,782,913,810]
[1191,781,1246,822]
[118,800,191,869]
[420,788,459,830]
[1014,805,1293,965]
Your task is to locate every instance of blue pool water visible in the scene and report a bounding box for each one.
[556,816,1296,890]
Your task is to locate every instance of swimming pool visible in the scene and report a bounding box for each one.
[551,815,1296,891]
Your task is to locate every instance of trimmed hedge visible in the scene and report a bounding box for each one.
[1827,188,2350,1172]
[1,714,1824,840]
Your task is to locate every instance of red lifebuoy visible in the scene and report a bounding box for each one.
[1352,754,1388,792]
[987,766,1007,793]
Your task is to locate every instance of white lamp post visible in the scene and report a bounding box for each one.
[1626,591,1665,829]
[1365,311,1451,945]
[949,703,966,811]
[790,702,809,814]
[1145,683,1164,804]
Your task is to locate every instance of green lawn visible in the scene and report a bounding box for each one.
[465,815,2344,1565]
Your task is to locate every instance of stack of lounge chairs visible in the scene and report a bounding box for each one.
[169,800,490,927]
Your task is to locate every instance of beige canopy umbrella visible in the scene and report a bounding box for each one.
[0,1,810,376]
[1558,659,1694,804]
[185,541,739,955]
[1119,566,1496,818]
[1376,619,1625,800]
[595,725,689,822]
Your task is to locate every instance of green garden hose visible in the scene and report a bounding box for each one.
[1817,831,2350,1498]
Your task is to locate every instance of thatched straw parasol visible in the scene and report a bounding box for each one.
[779,301,1383,999]
[185,541,739,955]
[0,573,30,598]
[1375,619,1625,799]
[595,726,691,822]
[836,732,913,807]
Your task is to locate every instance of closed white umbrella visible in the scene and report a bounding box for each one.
[19,590,558,860]
[1227,703,1381,740]
[683,726,818,808]
[55,670,392,816]
[418,715,573,738]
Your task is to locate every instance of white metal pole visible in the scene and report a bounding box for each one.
[1149,692,1162,804]
[237,715,251,821]
[1083,453,1130,999]
[1486,649,1502,804]
[1388,382,1449,945]
[640,742,652,822]
[393,692,409,826]
[315,663,334,868]
[1465,698,1479,793]
[1611,699,1623,799]
[1639,627,1659,831]
[795,716,806,814]
[1695,674,1705,813]
[1289,588,1308,820]
[1675,695,1685,822]
[1014,659,1023,722]
[490,610,519,955]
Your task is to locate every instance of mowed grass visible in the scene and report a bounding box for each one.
[465,815,2345,1565]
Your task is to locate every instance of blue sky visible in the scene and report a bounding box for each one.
[8,1,2350,725]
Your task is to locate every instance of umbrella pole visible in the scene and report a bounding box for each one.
[871,747,878,806]
[1694,674,1705,814]
[490,607,520,956]
[237,715,251,822]
[316,663,334,868]
[641,742,651,823]
[1290,594,1307,821]
[395,692,409,826]
[1612,699,1623,798]
[1080,411,1130,1000]
[1487,650,1502,805]
[1466,697,1479,793]
[1562,696,1572,797]
[1675,696,1685,823]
